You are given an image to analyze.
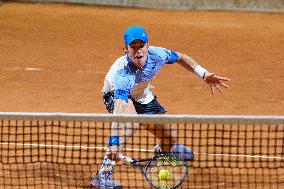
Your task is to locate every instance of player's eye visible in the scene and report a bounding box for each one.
[130,43,145,50]
[139,43,145,48]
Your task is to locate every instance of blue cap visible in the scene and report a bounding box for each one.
[124,26,148,45]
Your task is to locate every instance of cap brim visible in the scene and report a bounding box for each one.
[126,38,147,45]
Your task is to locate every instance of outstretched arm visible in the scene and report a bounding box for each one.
[176,52,230,95]
[113,99,129,114]
[111,98,137,135]
[108,98,138,160]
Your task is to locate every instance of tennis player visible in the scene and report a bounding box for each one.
[92,26,230,188]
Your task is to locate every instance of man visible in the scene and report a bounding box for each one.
[92,26,230,188]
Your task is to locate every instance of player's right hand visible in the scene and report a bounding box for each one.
[107,145,122,161]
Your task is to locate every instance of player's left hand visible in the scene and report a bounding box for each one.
[203,72,230,95]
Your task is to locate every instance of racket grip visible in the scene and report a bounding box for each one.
[119,154,133,163]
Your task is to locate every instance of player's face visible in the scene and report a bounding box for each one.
[126,40,149,68]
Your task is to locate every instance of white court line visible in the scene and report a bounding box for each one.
[25,67,43,71]
[1,142,283,160]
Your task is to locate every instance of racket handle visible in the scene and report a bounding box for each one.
[119,154,133,163]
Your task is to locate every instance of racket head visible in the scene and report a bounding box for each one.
[144,154,188,189]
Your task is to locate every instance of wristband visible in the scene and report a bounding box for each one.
[194,65,208,79]
[109,136,120,146]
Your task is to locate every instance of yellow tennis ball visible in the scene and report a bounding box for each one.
[159,169,170,180]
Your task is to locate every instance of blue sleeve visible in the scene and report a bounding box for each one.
[150,46,179,64]
[113,70,135,103]
[167,50,179,64]
[114,89,129,102]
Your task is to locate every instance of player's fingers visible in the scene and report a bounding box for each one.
[107,150,118,160]
[107,145,121,160]
[218,76,230,81]
[212,75,230,82]
[211,85,215,95]
[216,85,224,93]
[220,83,229,88]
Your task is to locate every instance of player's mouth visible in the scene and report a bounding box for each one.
[135,55,143,59]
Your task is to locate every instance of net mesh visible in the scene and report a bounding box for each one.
[0,113,283,189]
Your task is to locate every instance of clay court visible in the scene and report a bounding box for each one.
[1,2,283,115]
[0,2,283,189]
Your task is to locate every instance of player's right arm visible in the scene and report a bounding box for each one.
[106,94,131,160]
[112,99,128,114]
[108,69,137,160]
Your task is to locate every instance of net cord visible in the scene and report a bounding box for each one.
[0,112,283,125]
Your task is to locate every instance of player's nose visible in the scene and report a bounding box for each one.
[135,51,143,56]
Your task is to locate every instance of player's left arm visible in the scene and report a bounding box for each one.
[176,52,230,95]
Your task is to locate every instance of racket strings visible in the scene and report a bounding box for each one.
[145,155,187,188]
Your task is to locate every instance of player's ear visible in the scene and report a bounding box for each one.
[123,45,128,54]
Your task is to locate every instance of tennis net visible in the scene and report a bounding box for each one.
[0,112,283,188]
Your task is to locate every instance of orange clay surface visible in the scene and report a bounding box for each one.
[0,3,284,115]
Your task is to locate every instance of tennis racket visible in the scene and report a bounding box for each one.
[119,154,188,189]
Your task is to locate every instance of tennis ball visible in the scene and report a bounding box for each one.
[159,169,170,180]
